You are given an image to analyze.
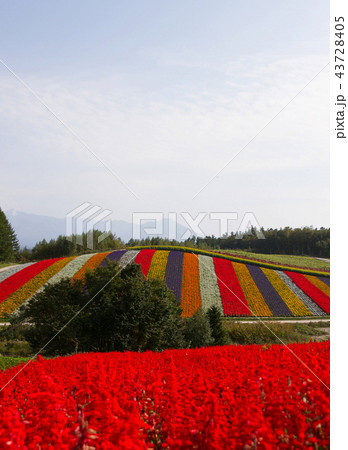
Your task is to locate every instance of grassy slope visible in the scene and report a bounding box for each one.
[223,320,330,345]
[129,246,329,275]
[216,250,329,271]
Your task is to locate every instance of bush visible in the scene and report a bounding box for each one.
[183,309,213,348]
[10,262,185,355]
[207,306,228,345]
[223,321,313,345]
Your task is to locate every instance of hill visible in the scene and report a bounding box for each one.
[0,247,330,319]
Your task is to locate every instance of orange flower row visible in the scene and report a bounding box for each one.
[304,275,330,297]
[72,252,112,283]
[180,253,202,317]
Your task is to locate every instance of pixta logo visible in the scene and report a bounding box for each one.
[132,212,265,240]
[66,203,112,249]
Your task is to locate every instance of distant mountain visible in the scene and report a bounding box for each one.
[5,209,188,249]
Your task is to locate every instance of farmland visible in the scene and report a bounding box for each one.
[0,247,330,319]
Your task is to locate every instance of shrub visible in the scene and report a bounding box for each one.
[207,305,228,345]
[10,262,185,355]
[183,309,213,348]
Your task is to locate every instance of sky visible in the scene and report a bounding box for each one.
[0,0,329,236]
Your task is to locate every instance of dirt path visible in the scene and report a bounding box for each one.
[0,265,18,273]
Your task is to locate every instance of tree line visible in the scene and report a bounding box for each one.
[31,231,123,260]
[0,204,329,261]
[129,226,330,257]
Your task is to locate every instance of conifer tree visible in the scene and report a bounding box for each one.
[0,208,19,261]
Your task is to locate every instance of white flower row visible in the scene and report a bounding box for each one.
[118,250,140,269]
[198,255,224,313]
[14,254,98,315]
[276,271,326,316]
[0,262,36,284]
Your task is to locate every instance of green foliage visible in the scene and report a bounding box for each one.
[0,208,19,261]
[31,231,123,260]
[16,247,31,263]
[182,309,213,348]
[207,306,228,345]
[0,356,30,371]
[222,321,329,345]
[11,262,185,355]
[0,340,32,357]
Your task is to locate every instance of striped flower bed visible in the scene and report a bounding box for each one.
[180,253,202,317]
[213,258,251,316]
[0,248,330,318]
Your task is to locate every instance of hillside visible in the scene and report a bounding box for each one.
[0,247,330,319]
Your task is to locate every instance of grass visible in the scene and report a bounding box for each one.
[215,249,329,271]
[223,321,329,345]
[0,356,30,371]
[0,262,17,269]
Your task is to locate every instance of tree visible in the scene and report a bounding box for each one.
[207,306,228,346]
[182,309,213,348]
[31,231,124,260]
[0,208,19,261]
[12,261,185,355]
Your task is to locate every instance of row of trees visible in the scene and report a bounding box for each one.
[197,226,330,257]
[0,205,330,261]
[128,227,330,257]
[31,231,123,260]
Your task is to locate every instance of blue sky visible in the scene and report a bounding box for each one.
[1,0,329,234]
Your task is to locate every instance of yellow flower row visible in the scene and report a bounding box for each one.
[304,275,330,297]
[147,251,169,281]
[261,268,312,316]
[0,257,74,317]
[232,262,272,317]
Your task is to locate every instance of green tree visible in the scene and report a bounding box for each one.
[0,208,19,261]
[182,309,213,348]
[207,306,228,346]
[11,262,185,355]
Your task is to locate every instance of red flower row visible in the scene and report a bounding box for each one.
[0,258,63,304]
[213,258,251,316]
[0,342,329,448]
[285,271,330,314]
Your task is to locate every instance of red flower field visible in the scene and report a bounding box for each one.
[0,342,329,449]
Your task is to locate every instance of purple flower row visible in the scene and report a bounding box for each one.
[246,264,293,316]
[164,251,184,302]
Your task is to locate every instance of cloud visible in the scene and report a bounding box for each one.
[0,50,329,227]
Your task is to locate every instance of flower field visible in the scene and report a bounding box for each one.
[0,248,330,318]
[0,342,329,448]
